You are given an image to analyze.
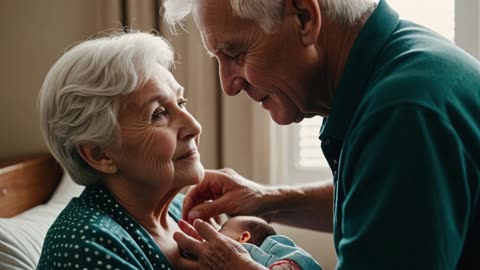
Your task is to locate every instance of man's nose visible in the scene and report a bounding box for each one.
[219,61,248,96]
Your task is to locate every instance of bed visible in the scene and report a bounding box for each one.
[0,154,84,270]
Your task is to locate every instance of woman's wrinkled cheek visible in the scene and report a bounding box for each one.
[122,124,176,166]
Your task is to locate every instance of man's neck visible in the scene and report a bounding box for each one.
[318,11,374,98]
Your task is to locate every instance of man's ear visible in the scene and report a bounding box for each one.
[238,231,252,243]
[76,144,117,174]
[286,0,321,46]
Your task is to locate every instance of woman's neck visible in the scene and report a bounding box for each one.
[101,176,183,266]
[101,175,181,229]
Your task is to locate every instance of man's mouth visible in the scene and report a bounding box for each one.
[259,96,269,104]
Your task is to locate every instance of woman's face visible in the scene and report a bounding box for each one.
[106,66,204,190]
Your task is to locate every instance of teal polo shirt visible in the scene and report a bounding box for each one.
[320,0,480,269]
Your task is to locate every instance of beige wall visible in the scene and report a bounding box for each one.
[0,0,120,160]
[0,0,220,169]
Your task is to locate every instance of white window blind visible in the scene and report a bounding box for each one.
[272,0,457,185]
[295,116,324,169]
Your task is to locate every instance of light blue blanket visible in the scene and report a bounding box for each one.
[243,235,322,270]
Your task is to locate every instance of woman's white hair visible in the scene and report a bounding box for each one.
[38,32,174,186]
[163,0,378,33]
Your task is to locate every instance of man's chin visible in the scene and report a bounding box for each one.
[270,113,298,125]
[294,114,305,123]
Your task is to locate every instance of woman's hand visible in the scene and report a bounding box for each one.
[182,169,271,223]
[174,219,267,270]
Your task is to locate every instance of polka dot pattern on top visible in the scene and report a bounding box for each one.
[37,184,184,270]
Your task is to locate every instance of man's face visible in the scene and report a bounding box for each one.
[193,0,326,124]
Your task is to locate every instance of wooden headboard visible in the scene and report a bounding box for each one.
[0,154,63,218]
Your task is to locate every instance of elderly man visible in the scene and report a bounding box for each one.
[164,0,480,269]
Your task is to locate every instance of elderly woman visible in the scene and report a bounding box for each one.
[37,32,204,270]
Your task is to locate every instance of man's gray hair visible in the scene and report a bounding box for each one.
[163,0,378,33]
[38,32,174,185]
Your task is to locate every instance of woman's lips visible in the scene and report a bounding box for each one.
[176,149,198,160]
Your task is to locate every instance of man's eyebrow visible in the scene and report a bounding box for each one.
[206,41,240,58]
[176,86,185,97]
[216,42,227,51]
[204,43,224,58]
[206,51,216,58]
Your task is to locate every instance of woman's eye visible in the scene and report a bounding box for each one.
[152,109,167,121]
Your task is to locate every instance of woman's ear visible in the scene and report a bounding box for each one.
[286,0,321,46]
[76,144,117,174]
[238,231,252,243]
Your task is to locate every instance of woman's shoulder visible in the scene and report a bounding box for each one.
[45,197,129,242]
[39,198,144,269]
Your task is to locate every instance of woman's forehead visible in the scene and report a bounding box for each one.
[151,65,183,94]
[125,67,184,109]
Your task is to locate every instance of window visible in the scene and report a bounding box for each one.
[389,0,455,41]
[270,0,474,185]
[270,117,331,185]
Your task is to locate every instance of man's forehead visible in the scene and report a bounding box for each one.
[193,0,238,32]
[193,0,233,16]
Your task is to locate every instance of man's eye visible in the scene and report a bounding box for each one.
[226,51,241,59]
[178,98,188,108]
[233,52,245,65]
[222,51,245,63]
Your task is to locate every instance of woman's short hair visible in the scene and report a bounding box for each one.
[163,0,378,33]
[38,32,174,185]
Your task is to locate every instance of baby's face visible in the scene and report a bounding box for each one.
[218,216,268,243]
[218,216,246,242]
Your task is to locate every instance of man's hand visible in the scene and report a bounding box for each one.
[174,219,266,270]
[182,169,269,223]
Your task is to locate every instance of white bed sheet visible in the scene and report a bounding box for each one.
[0,172,84,270]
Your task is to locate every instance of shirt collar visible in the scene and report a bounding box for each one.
[319,0,400,140]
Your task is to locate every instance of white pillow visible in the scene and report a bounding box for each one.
[0,172,84,270]
[48,171,85,205]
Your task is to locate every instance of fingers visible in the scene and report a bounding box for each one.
[208,215,224,230]
[173,231,203,258]
[192,219,222,242]
[188,199,226,223]
[178,220,204,241]
[182,170,226,220]
[182,195,199,221]
[175,257,199,270]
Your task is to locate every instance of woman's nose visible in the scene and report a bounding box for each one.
[178,111,202,140]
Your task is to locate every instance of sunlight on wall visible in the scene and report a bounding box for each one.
[388,0,455,40]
